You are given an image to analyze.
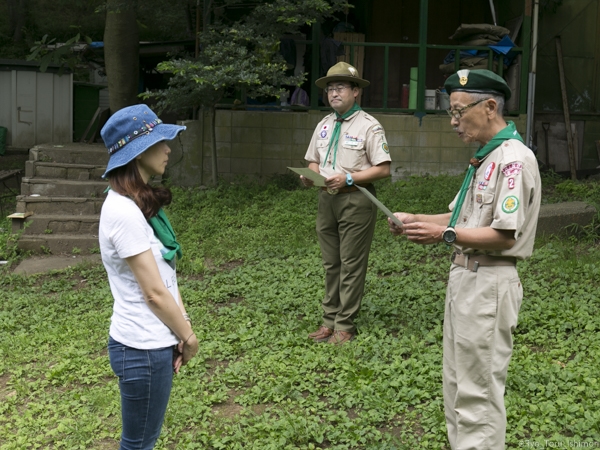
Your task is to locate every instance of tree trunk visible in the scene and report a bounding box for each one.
[104,0,140,114]
[7,0,28,43]
[210,105,218,185]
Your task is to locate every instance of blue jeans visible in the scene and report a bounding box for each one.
[108,337,174,450]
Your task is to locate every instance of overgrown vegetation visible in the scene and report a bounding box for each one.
[1,174,599,448]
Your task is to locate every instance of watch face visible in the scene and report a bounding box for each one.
[443,228,456,244]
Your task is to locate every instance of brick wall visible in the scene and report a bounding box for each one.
[168,110,527,186]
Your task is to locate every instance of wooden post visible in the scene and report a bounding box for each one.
[555,37,577,181]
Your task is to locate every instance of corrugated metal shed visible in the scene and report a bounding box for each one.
[0,60,72,148]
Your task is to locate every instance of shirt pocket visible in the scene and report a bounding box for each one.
[339,140,366,171]
[478,191,495,225]
[316,139,330,162]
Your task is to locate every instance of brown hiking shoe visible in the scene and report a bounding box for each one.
[327,330,354,346]
[308,326,333,342]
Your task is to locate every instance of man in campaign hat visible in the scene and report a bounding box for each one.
[300,62,391,345]
[389,69,541,449]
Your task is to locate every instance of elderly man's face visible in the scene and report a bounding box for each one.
[326,82,359,115]
[449,91,490,145]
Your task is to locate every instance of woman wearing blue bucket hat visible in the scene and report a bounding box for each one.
[99,104,198,450]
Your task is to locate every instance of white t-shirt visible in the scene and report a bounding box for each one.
[99,190,179,349]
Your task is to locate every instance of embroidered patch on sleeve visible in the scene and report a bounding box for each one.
[502,161,523,177]
[382,142,390,153]
[372,125,384,134]
[508,178,515,189]
[502,195,520,213]
[484,162,496,181]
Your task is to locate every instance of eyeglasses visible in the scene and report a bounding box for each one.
[446,98,489,119]
[324,85,351,94]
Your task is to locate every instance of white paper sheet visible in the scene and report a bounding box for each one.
[287,167,327,187]
[356,185,403,227]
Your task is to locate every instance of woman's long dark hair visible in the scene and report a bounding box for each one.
[108,160,172,220]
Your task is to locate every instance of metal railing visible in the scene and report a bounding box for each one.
[219,0,531,115]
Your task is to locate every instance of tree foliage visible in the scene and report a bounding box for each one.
[142,0,349,185]
[26,32,92,74]
[144,0,349,113]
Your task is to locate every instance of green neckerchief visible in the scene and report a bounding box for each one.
[448,121,524,228]
[148,208,183,262]
[321,103,362,170]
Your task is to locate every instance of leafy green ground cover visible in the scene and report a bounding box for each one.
[1,173,600,449]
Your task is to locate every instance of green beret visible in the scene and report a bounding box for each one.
[444,69,511,100]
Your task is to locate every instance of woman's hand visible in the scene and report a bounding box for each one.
[173,333,199,374]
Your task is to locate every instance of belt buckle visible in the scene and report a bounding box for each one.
[327,188,339,195]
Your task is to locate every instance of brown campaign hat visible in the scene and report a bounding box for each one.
[315,62,370,89]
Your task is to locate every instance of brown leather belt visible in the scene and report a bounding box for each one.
[321,183,372,195]
[451,252,516,272]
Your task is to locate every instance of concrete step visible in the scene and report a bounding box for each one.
[20,178,108,197]
[537,201,597,236]
[30,143,107,165]
[17,234,100,255]
[16,195,105,215]
[25,161,106,181]
[21,214,99,235]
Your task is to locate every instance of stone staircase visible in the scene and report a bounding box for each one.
[13,143,108,255]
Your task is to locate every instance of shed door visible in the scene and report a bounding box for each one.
[13,71,36,148]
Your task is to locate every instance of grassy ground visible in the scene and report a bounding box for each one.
[1,173,599,449]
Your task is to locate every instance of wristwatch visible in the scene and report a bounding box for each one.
[442,227,457,244]
[346,173,354,186]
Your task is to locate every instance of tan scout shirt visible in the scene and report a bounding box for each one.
[449,138,541,260]
[304,109,392,179]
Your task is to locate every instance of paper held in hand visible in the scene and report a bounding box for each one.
[287,167,326,187]
[356,185,403,227]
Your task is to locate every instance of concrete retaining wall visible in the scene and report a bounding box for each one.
[167,110,527,186]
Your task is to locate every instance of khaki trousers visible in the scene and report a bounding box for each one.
[316,187,377,333]
[443,263,523,450]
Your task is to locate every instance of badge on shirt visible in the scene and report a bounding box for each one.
[502,161,523,177]
[477,181,488,190]
[484,162,496,181]
[508,177,515,189]
[476,193,483,203]
[372,125,384,134]
[343,134,363,147]
[320,130,328,138]
[502,195,520,213]
[382,142,389,153]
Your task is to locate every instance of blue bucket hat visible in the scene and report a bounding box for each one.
[101,104,186,178]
